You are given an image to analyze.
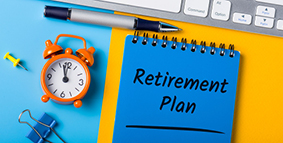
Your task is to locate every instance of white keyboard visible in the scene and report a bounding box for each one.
[101,0,182,13]
[54,0,283,37]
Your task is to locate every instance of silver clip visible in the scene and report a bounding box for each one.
[18,109,66,143]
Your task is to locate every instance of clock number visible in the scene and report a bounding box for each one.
[60,91,65,98]
[79,79,84,86]
[65,62,72,69]
[47,73,52,80]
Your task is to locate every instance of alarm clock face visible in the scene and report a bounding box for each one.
[45,58,87,99]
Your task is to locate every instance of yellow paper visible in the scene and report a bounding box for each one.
[98,12,283,143]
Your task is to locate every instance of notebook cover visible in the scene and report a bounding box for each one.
[112,35,240,143]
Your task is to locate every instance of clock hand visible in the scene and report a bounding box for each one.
[63,64,66,77]
[62,64,69,83]
[65,63,70,76]
[64,62,72,77]
[65,66,69,76]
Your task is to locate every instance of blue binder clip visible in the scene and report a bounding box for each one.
[18,109,65,143]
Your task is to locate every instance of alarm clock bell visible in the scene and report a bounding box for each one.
[43,35,95,66]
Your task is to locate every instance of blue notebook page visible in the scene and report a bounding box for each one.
[113,35,240,143]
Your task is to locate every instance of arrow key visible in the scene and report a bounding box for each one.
[233,13,252,25]
[256,6,275,18]
[255,16,274,28]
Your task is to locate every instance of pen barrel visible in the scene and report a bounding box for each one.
[70,9,136,29]
[44,6,69,20]
[136,19,160,32]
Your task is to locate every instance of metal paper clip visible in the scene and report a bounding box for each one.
[18,109,66,143]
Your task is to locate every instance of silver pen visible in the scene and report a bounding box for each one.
[44,6,181,32]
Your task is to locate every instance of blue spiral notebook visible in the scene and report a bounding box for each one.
[113,33,240,143]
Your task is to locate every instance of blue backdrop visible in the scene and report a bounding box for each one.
[0,0,112,142]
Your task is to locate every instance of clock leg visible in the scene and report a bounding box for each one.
[74,100,82,108]
[41,95,50,103]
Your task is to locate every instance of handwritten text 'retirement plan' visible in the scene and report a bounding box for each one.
[132,68,230,114]
[133,68,229,93]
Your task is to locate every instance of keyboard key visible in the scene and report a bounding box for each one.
[233,13,252,25]
[256,0,283,6]
[211,0,231,21]
[256,6,275,18]
[255,16,274,28]
[184,0,210,17]
[276,20,283,30]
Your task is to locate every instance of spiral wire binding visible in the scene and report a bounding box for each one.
[142,33,148,45]
[191,39,197,52]
[210,42,216,55]
[171,37,177,49]
[152,34,158,46]
[219,43,226,56]
[181,38,187,51]
[132,31,139,43]
[132,31,236,58]
[18,109,66,143]
[229,44,235,58]
[200,41,206,53]
[161,35,168,48]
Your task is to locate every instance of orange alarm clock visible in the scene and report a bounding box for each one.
[41,34,95,108]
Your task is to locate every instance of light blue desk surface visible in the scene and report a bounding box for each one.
[0,0,112,142]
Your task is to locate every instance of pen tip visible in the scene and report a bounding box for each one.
[159,22,181,32]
